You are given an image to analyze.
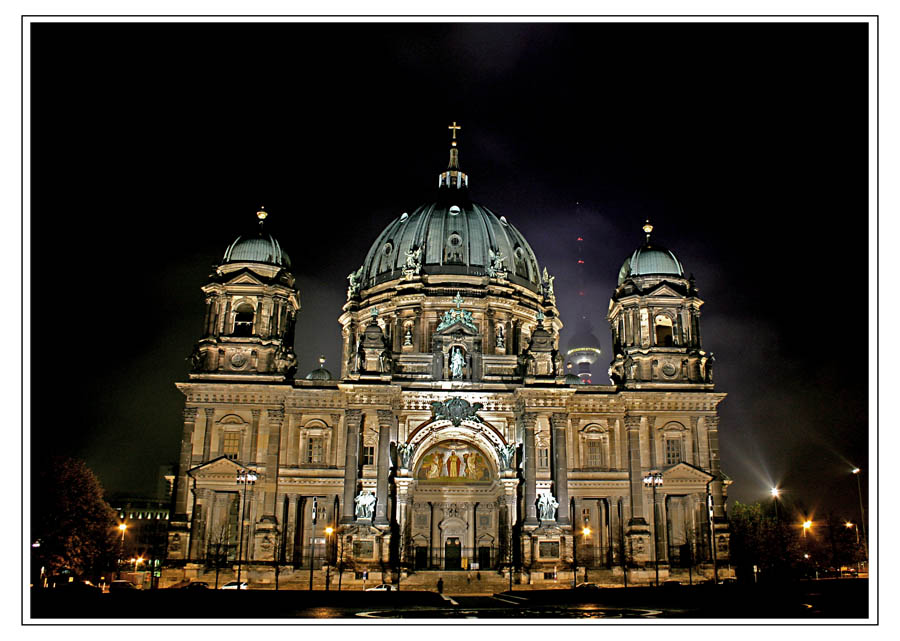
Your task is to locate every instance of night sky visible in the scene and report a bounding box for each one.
[29,21,870,523]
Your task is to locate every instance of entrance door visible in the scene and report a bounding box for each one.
[415,546,428,570]
[445,537,461,570]
[478,546,491,569]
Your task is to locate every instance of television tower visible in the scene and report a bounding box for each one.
[565,201,602,383]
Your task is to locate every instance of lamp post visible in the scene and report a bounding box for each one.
[770,487,780,522]
[235,468,258,587]
[118,523,127,578]
[309,496,318,591]
[325,526,334,591]
[707,486,718,584]
[851,468,868,561]
[643,471,663,586]
[845,521,860,546]
[581,527,591,585]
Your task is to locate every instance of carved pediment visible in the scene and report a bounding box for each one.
[663,461,714,483]
[645,282,684,299]
[188,456,248,480]
[226,271,266,286]
[217,413,248,426]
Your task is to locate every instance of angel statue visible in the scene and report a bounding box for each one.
[354,490,376,520]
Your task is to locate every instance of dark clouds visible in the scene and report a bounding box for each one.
[30,21,869,520]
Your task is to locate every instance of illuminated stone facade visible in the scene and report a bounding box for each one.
[163,131,731,590]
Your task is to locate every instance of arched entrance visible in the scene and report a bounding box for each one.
[445,537,462,569]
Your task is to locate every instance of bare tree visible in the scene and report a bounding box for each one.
[335,533,354,591]
[206,522,232,589]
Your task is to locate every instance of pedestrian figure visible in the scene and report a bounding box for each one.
[437,577,444,594]
[476,571,481,581]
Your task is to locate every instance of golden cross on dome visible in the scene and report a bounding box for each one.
[448,121,461,141]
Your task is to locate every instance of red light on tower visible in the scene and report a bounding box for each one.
[577,260,584,264]
[577,237,583,242]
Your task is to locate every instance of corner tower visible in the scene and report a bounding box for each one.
[607,221,712,389]
[188,208,301,380]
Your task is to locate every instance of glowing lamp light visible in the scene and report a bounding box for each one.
[118,523,127,532]
[845,522,854,529]
[582,527,591,537]
[770,487,780,497]
[852,468,861,475]
[325,527,334,535]
[803,520,812,530]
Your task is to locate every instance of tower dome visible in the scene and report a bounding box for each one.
[222,208,292,268]
[617,220,683,285]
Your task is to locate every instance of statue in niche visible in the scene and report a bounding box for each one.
[495,324,505,348]
[403,326,413,346]
[379,350,393,374]
[537,492,559,521]
[626,356,637,380]
[450,346,466,379]
[355,341,366,373]
[354,490,376,519]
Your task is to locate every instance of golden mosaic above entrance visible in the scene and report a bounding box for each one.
[415,440,492,483]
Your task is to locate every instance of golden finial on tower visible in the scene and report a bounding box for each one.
[643,219,653,243]
[448,121,461,147]
[257,206,268,221]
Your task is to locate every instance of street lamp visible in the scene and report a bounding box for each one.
[643,471,663,587]
[851,468,868,561]
[309,496,318,591]
[325,526,334,591]
[802,520,812,536]
[770,487,780,522]
[118,523,127,578]
[581,526,591,585]
[845,521,860,546]
[235,468,258,587]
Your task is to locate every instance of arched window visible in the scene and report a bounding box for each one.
[233,303,255,336]
[655,314,674,346]
[222,431,241,460]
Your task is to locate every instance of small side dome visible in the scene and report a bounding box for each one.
[617,221,683,285]
[305,356,333,381]
[564,373,582,385]
[222,208,292,268]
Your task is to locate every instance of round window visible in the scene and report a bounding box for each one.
[383,242,393,256]
[449,234,462,247]
[449,205,461,216]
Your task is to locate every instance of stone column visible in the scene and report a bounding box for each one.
[189,488,210,559]
[624,415,645,523]
[249,409,262,464]
[341,410,362,523]
[374,410,393,526]
[705,416,726,520]
[501,477,519,526]
[521,412,539,525]
[202,407,215,462]
[550,412,570,525]
[284,493,297,563]
[395,477,413,543]
[263,408,284,518]
[175,407,198,517]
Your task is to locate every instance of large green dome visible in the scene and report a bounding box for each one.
[359,194,543,293]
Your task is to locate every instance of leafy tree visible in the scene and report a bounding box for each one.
[32,457,118,578]
[729,501,804,583]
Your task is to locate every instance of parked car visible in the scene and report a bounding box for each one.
[56,579,102,593]
[365,584,395,591]
[662,580,682,588]
[718,578,737,585]
[221,581,249,590]
[182,581,209,589]
[109,580,138,591]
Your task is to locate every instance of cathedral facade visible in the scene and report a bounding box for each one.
[163,127,731,589]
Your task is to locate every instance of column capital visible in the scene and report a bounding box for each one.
[550,412,567,429]
[251,409,262,419]
[376,409,394,428]
[267,408,284,424]
[183,407,199,422]
[204,407,216,418]
[704,415,719,430]
[624,414,642,430]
